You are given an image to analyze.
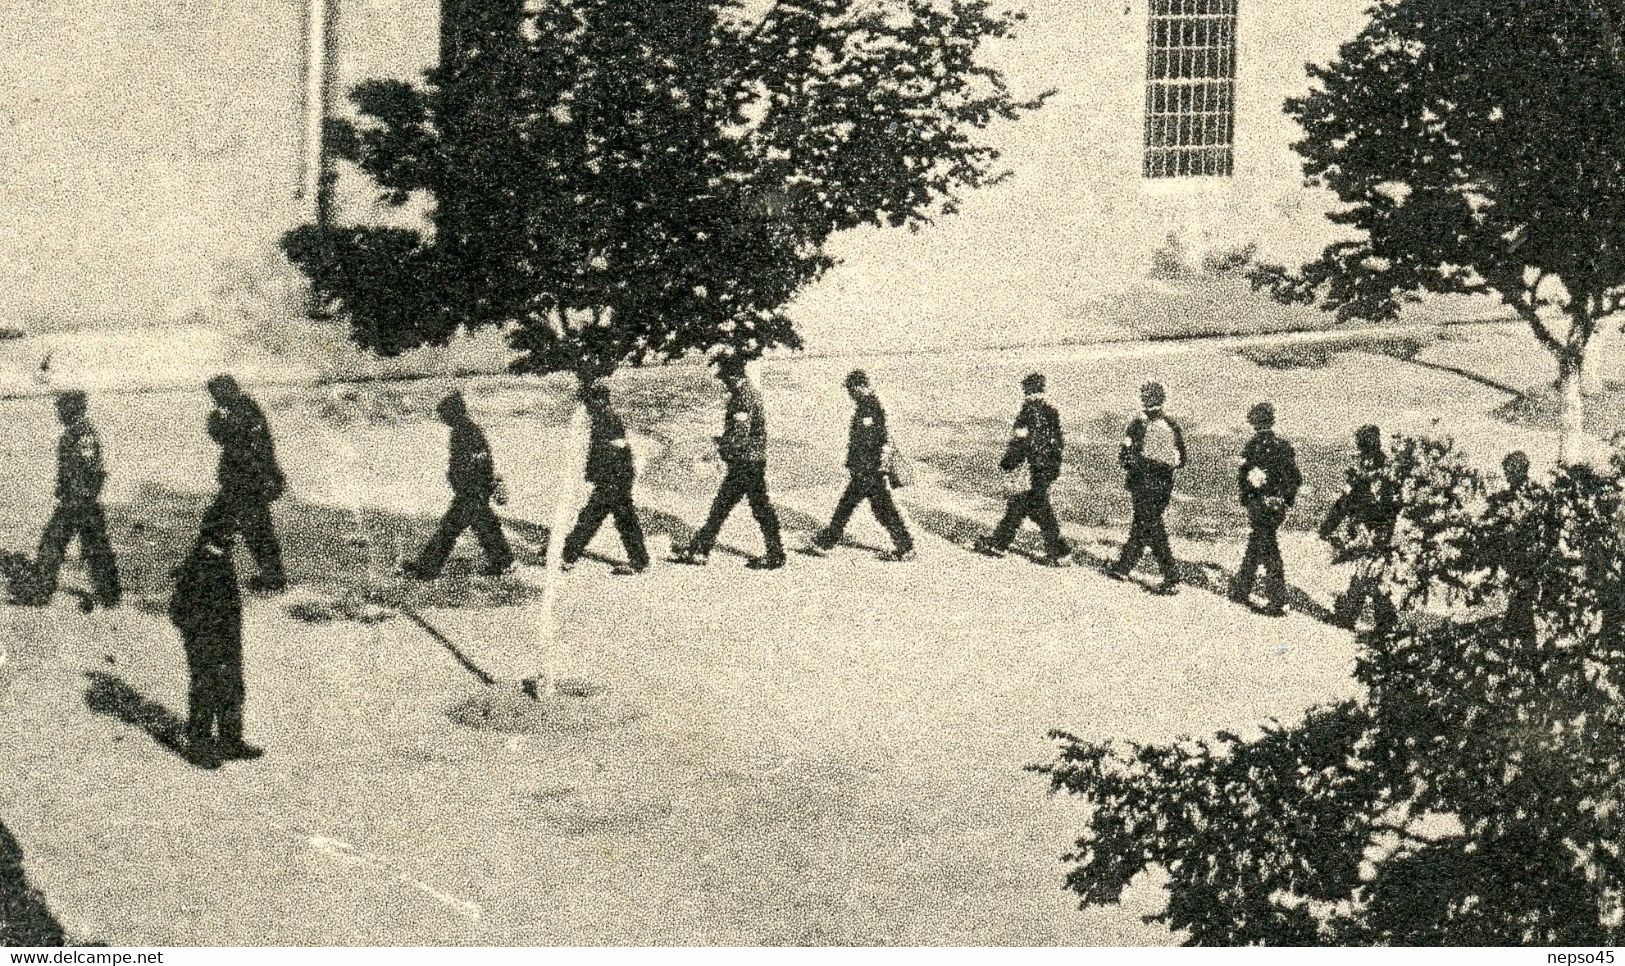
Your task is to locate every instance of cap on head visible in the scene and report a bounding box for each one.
[1355,424,1383,453]
[206,374,241,401]
[435,390,467,421]
[1021,372,1046,395]
[1502,449,1531,481]
[1246,401,1276,429]
[1140,381,1167,408]
[54,389,87,420]
[844,369,870,390]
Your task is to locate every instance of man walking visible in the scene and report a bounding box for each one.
[675,358,786,570]
[975,372,1070,566]
[1229,402,1302,616]
[404,391,515,579]
[168,519,261,766]
[204,375,287,592]
[1319,424,1399,629]
[1108,381,1186,594]
[807,370,915,562]
[33,390,121,608]
[560,383,649,576]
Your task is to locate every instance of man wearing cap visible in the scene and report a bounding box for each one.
[975,372,1070,566]
[1319,424,1399,629]
[560,382,649,576]
[33,390,122,608]
[168,521,261,765]
[1108,381,1186,594]
[807,370,915,561]
[676,358,786,570]
[1229,402,1302,616]
[404,391,515,579]
[204,374,288,593]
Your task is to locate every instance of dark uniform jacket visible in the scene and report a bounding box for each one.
[1001,397,1064,486]
[1120,411,1187,491]
[1238,430,1303,519]
[1321,453,1397,543]
[846,396,890,474]
[168,546,243,668]
[56,421,107,503]
[717,382,769,466]
[448,419,499,498]
[585,405,635,487]
[209,398,285,501]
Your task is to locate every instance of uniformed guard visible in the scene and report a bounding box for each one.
[1229,402,1302,616]
[404,391,515,579]
[974,372,1070,566]
[1108,381,1186,594]
[168,520,261,765]
[1475,450,1541,639]
[1319,424,1399,629]
[675,358,786,570]
[33,390,121,607]
[204,374,288,593]
[807,370,915,561]
[560,382,649,576]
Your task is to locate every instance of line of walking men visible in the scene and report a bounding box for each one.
[17,359,1418,764]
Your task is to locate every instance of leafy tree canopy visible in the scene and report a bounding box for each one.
[1037,438,1625,944]
[284,0,1047,378]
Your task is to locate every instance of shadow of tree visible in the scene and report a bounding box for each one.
[82,671,218,771]
[0,817,70,947]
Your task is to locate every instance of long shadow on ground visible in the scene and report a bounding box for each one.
[82,671,219,771]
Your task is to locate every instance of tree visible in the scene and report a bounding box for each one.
[282,0,1047,383]
[1251,0,1625,462]
[1034,438,1625,944]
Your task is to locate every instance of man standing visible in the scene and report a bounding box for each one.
[560,383,649,576]
[406,391,515,579]
[975,372,1070,566]
[1319,424,1399,630]
[1229,402,1302,616]
[205,375,287,593]
[808,370,915,562]
[1476,450,1540,638]
[168,521,261,765]
[33,390,121,608]
[676,359,786,570]
[1108,381,1186,594]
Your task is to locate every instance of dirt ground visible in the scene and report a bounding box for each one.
[0,321,1618,945]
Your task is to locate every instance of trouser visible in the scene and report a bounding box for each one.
[35,499,122,604]
[206,492,284,581]
[1116,483,1178,582]
[414,493,513,574]
[990,481,1068,558]
[185,658,245,745]
[691,461,783,559]
[818,472,913,553]
[1335,559,1396,629]
[562,482,649,569]
[1235,514,1286,606]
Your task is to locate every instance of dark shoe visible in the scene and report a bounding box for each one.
[611,563,646,577]
[972,538,1006,559]
[1150,579,1180,596]
[1255,603,1287,618]
[880,548,917,563]
[246,574,287,593]
[801,543,832,558]
[478,561,515,577]
[217,742,265,762]
[1037,553,1071,568]
[1104,566,1129,582]
[672,548,709,566]
[559,559,577,573]
[187,740,223,770]
[399,562,438,581]
[746,555,786,571]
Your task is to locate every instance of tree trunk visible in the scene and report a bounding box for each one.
[1557,352,1587,465]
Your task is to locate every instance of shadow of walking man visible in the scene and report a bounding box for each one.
[83,671,220,771]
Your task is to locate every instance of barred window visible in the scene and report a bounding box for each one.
[1144,0,1237,178]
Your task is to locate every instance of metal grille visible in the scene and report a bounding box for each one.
[1144,0,1237,178]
